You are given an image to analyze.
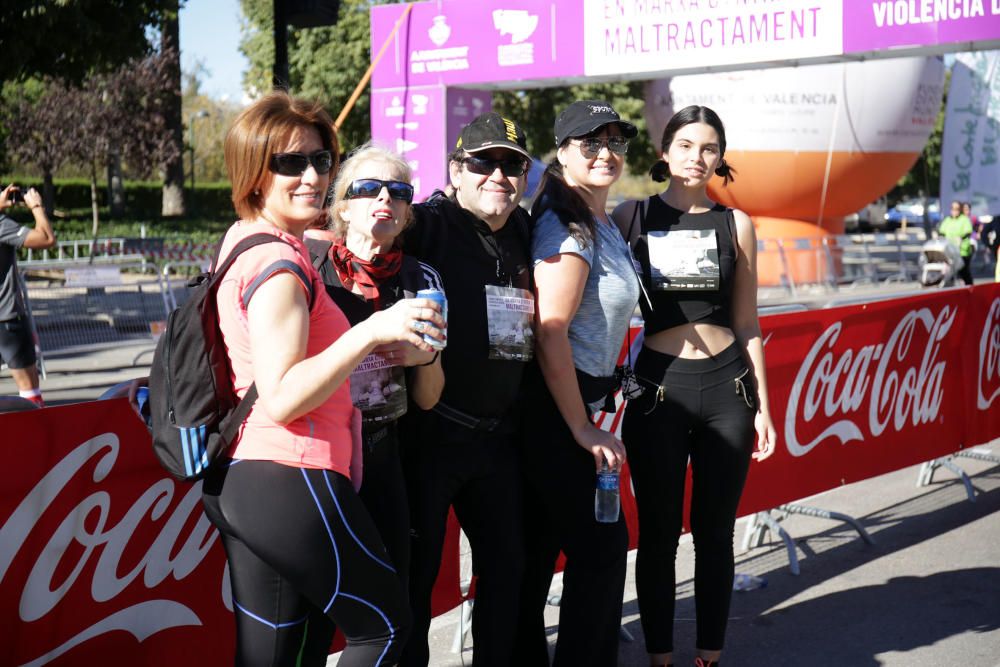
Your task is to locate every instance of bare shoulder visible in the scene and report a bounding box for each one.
[731,208,756,241]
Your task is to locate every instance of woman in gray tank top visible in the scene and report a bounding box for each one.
[513,100,640,666]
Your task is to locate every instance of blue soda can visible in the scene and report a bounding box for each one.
[416,288,447,350]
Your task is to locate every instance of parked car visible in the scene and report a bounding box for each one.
[844,197,888,232]
[885,197,941,229]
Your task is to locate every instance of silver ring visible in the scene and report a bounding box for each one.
[412,320,426,333]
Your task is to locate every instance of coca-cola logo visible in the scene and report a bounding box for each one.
[0,433,227,665]
[977,297,1000,410]
[784,306,955,457]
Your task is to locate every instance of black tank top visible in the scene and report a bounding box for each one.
[631,195,737,334]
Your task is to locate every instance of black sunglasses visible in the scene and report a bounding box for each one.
[461,155,529,177]
[573,137,629,158]
[269,150,334,176]
[345,178,415,203]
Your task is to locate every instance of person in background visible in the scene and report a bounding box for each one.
[399,112,534,667]
[513,100,640,666]
[298,142,445,662]
[0,184,55,407]
[612,105,777,667]
[201,91,445,666]
[938,200,974,286]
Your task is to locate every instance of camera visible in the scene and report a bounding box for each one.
[8,189,24,204]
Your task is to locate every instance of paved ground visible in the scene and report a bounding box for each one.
[3,274,999,666]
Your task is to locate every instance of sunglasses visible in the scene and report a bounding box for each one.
[461,156,529,177]
[345,178,415,203]
[269,150,334,176]
[573,137,629,158]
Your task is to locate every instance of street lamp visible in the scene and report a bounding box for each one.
[188,110,210,213]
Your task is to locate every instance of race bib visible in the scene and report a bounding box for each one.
[647,229,720,290]
[350,353,408,423]
[485,285,535,361]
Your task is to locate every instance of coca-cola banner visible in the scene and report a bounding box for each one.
[0,401,233,666]
[964,284,1000,448]
[740,288,972,516]
[3,286,999,664]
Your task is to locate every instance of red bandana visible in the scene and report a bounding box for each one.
[330,242,403,308]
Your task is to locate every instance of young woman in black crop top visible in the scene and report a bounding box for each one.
[611,106,776,667]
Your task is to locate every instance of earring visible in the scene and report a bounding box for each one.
[253,189,260,196]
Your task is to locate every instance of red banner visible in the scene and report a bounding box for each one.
[0,401,232,666]
[3,285,998,664]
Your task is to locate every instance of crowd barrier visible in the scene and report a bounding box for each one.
[757,229,931,298]
[3,283,1000,665]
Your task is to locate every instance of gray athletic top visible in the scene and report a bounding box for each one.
[532,209,640,378]
[0,215,28,321]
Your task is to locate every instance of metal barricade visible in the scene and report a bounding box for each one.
[161,260,210,312]
[19,261,170,358]
[823,234,876,288]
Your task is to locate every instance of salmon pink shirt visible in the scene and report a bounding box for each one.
[215,221,354,477]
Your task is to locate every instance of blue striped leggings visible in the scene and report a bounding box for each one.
[202,459,410,666]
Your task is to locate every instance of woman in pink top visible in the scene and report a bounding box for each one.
[200,92,444,667]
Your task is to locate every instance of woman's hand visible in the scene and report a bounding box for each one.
[127,376,150,416]
[364,298,446,350]
[572,422,627,471]
[752,409,777,461]
[373,341,437,367]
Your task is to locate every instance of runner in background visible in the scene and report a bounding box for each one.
[398,112,534,667]
[298,142,444,662]
[0,184,55,408]
[612,105,776,667]
[939,200,974,286]
[514,100,640,666]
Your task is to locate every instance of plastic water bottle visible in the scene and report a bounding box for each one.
[732,573,767,592]
[594,461,620,523]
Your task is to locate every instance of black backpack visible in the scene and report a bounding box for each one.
[148,233,302,481]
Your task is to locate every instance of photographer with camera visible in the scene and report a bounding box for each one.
[0,184,56,407]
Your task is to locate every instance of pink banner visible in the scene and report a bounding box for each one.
[371,0,584,90]
[843,2,1000,54]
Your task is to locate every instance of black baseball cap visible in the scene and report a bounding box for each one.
[456,112,531,160]
[553,100,638,147]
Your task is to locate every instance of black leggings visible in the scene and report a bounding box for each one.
[202,459,410,666]
[400,412,525,667]
[621,343,755,654]
[299,425,413,665]
[515,364,629,667]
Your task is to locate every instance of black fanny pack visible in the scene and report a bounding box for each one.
[575,368,620,414]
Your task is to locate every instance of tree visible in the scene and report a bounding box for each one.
[0,1,177,85]
[2,78,75,213]
[182,65,243,183]
[492,82,657,174]
[58,53,181,235]
[240,0,395,150]
[160,0,186,217]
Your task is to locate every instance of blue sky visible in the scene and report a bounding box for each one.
[180,0,250,103]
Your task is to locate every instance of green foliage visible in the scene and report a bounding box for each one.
[3,178,234,223]
[493,82,657,174]
[182,65,244,183]
[240,0,399,151]
[0,1,179,84]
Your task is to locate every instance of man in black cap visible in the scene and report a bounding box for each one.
[399,112,534,666]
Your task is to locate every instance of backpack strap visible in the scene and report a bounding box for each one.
[209,233,311,446]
